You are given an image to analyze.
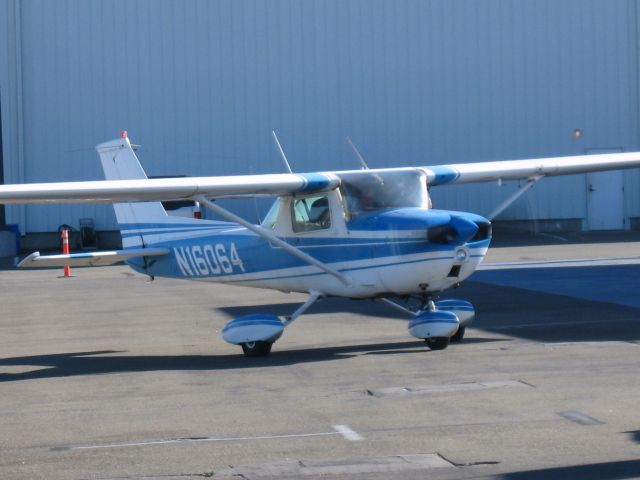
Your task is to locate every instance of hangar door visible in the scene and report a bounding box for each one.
[586,148,624,230]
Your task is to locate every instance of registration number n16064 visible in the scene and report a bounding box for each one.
[174,243,245,276]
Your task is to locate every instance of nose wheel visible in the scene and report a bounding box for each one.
[424,336,450,350]
[379,296,475,350]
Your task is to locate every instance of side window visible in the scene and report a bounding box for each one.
[291,195,331,233]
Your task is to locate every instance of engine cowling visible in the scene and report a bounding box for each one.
[222,314,285,345]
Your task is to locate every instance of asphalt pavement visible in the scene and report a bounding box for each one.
[0,232,639,479]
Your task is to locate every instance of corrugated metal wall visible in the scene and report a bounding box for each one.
[1,0,639,232]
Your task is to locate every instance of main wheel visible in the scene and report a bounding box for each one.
[241,341,273,357]
[451,326,466,343]
[425,336,450,350]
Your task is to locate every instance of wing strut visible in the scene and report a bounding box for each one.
[284,291,322,326]
[195,196,351,286]
[487,175,543,220]
[378,297,419,317]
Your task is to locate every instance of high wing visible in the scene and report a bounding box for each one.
[0,138,339,204]
[0,174,339,204]
[423,152,640,186]
[0,137,639,203]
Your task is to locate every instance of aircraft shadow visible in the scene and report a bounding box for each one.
[495,458,640,480]
[218,297,403,319]
[0,339,493,383]
[361,339,510,357]
[218,278,640,344]
[457,280,640,344]
[623,430,640,444]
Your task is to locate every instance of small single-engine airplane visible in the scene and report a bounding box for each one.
[1,134,639,356]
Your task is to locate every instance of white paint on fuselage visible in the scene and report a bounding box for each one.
[190,246,488,297]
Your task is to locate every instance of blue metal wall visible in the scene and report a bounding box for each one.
[1,0,639,231]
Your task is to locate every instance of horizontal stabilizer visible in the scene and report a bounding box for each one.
[17,248,169,268]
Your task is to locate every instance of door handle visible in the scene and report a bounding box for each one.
[588,185,595,192]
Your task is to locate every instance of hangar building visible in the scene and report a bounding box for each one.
[2,0,640,247]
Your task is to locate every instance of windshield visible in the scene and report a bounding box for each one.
[261,199,280,228]
[337,170,428,218]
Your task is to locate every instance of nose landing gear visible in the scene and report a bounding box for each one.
[380,296,475,351]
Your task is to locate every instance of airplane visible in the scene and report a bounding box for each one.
[1,133,639,356]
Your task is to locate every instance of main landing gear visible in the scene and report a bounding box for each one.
[222,291,474,357]
[380,296,475,351]
[241,340,273,357]
[222,291,322,357]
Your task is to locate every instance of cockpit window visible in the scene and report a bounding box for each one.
[291,195,331,233]
[337,170,428,218]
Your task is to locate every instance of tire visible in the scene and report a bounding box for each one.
[451,326,466,343]
[425,336,450,350]
[241,341,273,357]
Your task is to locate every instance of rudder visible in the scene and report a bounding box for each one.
[96,135,170,247]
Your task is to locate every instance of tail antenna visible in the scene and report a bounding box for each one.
[271,130,293,173]
[346,136,369,170]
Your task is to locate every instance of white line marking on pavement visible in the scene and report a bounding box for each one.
[479,256,640,270]
[66,431,339,451]
[558,410,604,426]
[333,424,364,441]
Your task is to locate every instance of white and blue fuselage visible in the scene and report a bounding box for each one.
[124,206,491,298]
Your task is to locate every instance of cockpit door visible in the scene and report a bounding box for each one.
[265,190,346,240]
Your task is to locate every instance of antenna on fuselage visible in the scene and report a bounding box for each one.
[346,136,370,170]
[271,130,293,173]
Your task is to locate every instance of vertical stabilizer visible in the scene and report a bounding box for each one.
[96,135,169,247]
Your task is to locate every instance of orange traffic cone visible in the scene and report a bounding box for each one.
[61,228,72,277]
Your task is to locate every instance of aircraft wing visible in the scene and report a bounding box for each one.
[0,137,338,204]
[0,135,638,203]
[17,247,169,268]
[0,174,339,204]
[423,152,640,186]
